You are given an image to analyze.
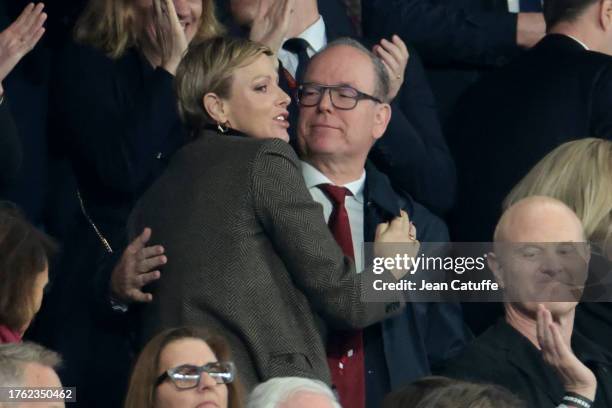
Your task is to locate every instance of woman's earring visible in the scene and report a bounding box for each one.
[217,122,229,133]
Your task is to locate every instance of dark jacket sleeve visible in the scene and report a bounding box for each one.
[54,44,180,194]
[0,100,22,190]
[590,64,612,139]
[362,0,518,67]
[252,139,404,330]
[370,48,456,215]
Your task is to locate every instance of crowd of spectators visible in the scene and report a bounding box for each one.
[1,0,611,407]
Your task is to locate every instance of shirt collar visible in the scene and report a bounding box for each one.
[564,34,589,50]
[301,160,365,203]
[283,15,327,55]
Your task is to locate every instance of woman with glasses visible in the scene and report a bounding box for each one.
[129,36,412,390]
[124,326,244,408]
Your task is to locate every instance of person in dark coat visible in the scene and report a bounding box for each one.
[361,0,546,122]
[438,197,612,408]
[448,0,612,243]
[297,38,469,408]
[30,1,224,406]
[129,36,410,392]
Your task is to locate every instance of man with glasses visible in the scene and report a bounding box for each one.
[296,37,469,408]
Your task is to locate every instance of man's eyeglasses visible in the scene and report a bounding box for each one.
[297,83,383,110]
[156,362,235,389]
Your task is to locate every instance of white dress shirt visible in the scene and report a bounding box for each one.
[278,16,328,79]
[301,161,366,272]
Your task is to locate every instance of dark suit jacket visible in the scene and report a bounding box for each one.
[438,319,612,408]
[448,34,612,242]
[0,101,21,192]
[278,0,456,215]
[362,0,520,123]
[362,0,517,67]
[362,163,469,407]
[128,129,405,390]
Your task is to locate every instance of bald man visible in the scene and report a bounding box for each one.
[438,196,612,408]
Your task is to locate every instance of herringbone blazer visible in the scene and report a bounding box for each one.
[128,129,404,389]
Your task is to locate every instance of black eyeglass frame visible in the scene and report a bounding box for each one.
[155,362,236,389]
[296,83,384,110]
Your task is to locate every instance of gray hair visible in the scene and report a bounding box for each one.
[0,342,61,386]
[246,377,341,408]
[319,37,391,102]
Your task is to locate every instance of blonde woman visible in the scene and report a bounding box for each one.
[504,137,612,353]
[34,1,223,407]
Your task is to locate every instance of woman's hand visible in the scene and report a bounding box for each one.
[373,35,409,101]
[146,0,189,75]
[0,3,46,95]
[537,304,597,401]
[249,0,295,55]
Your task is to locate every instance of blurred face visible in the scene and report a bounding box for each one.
[136,0,203,43]
[22,362,64,408]
[155,338,229,408]
[279,391,336,408]
[297,46,389,164]
[22,265,49,333]
[229,0,259,26]
[221,54,291,141]
[490,202,590,318]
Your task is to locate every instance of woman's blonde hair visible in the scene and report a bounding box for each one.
[175,36,273,134]
[504,138,612,248]
[74,0,224,59]
[124,326,244,408]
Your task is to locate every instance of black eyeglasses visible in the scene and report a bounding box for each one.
[156,362,235,389]
[297,83,383,110]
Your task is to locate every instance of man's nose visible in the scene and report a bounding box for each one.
[317,88,334,112]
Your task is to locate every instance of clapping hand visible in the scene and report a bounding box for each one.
[373,35,409,101]
[0,3,46,95]
[249,0,295,54]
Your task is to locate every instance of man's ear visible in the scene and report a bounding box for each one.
[203,93,228,124]
[487,251,505,288]
[372,102,392,141]
[599,0,612,31]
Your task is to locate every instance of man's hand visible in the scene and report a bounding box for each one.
[0,3,46,95]
[110,228,166,303]
[374,210,419,279]
[516,12,545,48]
[373,35,409,101]
[537,304,597,401]
[249,0,295,54]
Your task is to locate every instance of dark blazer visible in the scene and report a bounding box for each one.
[128,129,405,390]
[362,162,469,407]
[362,0,517,67]
[362,0,520,123]
[0,100,22,192]
[438,319,612,408]
[448,34,612,242]
[279,0,456,215]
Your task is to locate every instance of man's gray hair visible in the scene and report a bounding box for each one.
[322,37,391,102]
[246,377,341,408]
[0,342,61,386]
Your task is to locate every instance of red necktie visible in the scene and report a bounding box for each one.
[318,184,365,408]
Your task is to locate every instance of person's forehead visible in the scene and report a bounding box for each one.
[159,338,218,370]
[305,46,376,88]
